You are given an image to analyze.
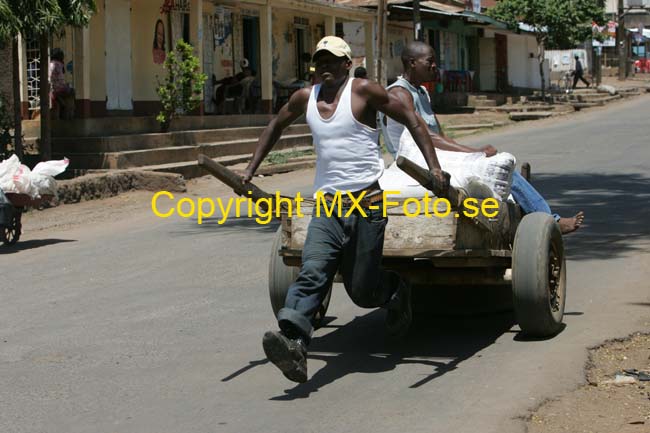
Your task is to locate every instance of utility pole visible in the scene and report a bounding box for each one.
[413,0,423,41]
[377,0,387,86]
[617,0,626,80]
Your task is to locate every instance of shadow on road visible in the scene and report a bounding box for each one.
[528,172,650,260]
[271,310,515,400]
[170,217,280,236]
[222,308,515,400]
[0,238,76,254]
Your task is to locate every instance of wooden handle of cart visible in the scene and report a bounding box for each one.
[197,154,274,201]
[197,154,289,215]
[396,156,462,206]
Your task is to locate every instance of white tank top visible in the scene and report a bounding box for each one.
[306,78,383,195]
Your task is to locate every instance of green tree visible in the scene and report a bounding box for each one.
[488,0,605,98]
[156,40,207,132]
[0,0,96,160]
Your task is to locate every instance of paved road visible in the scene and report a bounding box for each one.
[2,95,649,433]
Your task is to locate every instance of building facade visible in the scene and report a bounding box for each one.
[15,0,374,119]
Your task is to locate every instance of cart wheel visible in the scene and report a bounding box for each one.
[2,213,21,246]
[512,212,566,337]
[268,227,332,328]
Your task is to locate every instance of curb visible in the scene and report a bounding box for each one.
[49,170,186,207]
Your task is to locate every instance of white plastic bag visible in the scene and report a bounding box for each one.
[13,164,39,198]
[0,154,21,192]
[0,156,68,198]
[30,158,69,197]
[31,175,57,196]
[32,158,69,177]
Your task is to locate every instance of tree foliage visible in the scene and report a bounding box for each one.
[0,0,96,160]
[156,40,207,129]
[487,0,605,49]
[0,0,96,40]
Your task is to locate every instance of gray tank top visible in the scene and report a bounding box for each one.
[382,77,440,157]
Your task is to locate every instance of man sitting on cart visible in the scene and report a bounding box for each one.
[383,41,584,235]
[240,36,449,383]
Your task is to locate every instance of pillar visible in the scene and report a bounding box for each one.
[325,15,336,37]
[364,20,375,80]
[260,4,273,113]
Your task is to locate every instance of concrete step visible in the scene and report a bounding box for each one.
[446,123,496,131]
[54,124,310,153]
[467,95,500,107]
[619,90,641,97]
[473,100,498,107]
[495,105,556,113]
[58,133,313,170]
[459,105,497,112]
[570,88,600,94]
[509,112,553,121]
[571,102,601,110]
[579,94,622,103]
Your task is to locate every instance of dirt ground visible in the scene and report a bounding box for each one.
[437,110,512,127]
[528,333,650,433]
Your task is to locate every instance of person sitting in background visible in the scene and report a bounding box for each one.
[49,48,75,120]
[213,59,255,114]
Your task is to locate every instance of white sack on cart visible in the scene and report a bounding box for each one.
[12,164,38,198]
[0,154,21,192]
[379,129,515,200]
[31,158,69,196]
[0,156,69,198]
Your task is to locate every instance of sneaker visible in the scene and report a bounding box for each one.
[385,280,412,338]
[262,330,308,383]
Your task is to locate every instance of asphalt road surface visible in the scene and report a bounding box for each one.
[2,95,649,433]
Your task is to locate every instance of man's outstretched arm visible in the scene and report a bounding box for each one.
[242,88,309,182]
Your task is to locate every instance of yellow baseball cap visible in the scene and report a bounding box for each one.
[313,36,352,60]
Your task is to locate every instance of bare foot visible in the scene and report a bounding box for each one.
[558,211,585,235]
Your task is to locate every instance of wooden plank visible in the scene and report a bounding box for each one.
[289,212,456,251]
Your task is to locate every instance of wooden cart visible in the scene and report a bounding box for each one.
[198,155,566,338]
[1,193,53,245]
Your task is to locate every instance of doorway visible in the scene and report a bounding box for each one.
[242,16,260,75]
[495,33,508,92]
[294,26,311,80]
[105,0,133,111]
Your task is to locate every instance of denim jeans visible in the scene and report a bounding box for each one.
[277,201,402,343]
[510,171,560,221]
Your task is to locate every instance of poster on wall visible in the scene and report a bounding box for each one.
[153,18,167,64]
[214,6,233,53]
[214,6,234,77]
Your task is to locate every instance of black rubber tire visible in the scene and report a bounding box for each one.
[2,214,21,246]
[512,212,566,337]
[268,227,331,327]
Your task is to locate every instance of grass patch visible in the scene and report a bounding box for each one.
[263,148,314,165]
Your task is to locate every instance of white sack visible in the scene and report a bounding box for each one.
[0,154,20,192]
[379,129,515,200]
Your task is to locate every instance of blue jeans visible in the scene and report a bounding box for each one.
[277,201,402,344]
[510,171,560,221]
